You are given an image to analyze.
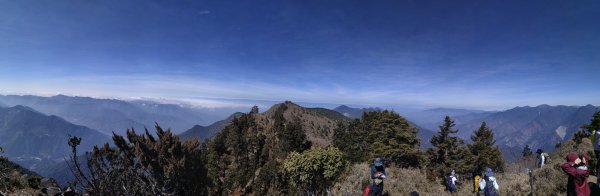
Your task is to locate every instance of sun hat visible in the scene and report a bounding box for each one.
[485,167,494,177]
[374,157,383,167]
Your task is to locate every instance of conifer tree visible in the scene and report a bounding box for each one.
[429,116,470,175]
[333,119,369,163]
[281,117,311,153]
[69,124,208,195]
[334,110,421,167]
[468,122,505,173]
[573,111,600,144]
[522,145,533,158]
[205,111,274,195]
[582,111,600,135]
[205,103,313,195]
[364,110,421,167]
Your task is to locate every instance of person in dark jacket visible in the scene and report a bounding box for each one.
[370,157,386,196]
[561,152,590,196]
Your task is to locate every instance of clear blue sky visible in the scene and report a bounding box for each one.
[1,0,599,110]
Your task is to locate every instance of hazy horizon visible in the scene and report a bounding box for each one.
[1,93,597,113]
[1,1,599,110]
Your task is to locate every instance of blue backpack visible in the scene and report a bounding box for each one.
[483,177,497,196]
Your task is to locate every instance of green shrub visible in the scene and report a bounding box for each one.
[27,176,41,189]
[283,146,348,194]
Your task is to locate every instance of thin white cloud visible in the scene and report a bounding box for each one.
[0,67,597,110]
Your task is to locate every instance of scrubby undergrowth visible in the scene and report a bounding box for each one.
[332,139,597,196]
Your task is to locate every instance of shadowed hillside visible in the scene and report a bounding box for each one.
[454,105,599,153]
[0,154,45,195]
[333,105,381,119]
[0,105,110,172]
[179,112,245,141]
[0,95,235,135]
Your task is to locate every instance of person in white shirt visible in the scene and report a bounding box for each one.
[540,153,546,168]
[479,168,499,196]
[536,149,546,168]
[593,130,600,186]
[447,170,458,192]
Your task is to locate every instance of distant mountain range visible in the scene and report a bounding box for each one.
[333,105,381,119]
[0,95,237,135]
[453,105,599,158]
[401,107,494,132]
[333,104,599,161]
[398,104,599,162]
[0,105,110,172]
[179,112,245,141]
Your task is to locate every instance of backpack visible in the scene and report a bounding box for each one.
[363,184,371,196]
[483,177,497,196]
[446,175,456,191]
[541,153,550,164]
[595,130,600,150]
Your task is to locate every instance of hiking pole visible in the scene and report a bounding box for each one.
[527,168,534,196]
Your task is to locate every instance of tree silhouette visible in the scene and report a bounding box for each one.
[68,124,208,195]
[428,116,470,176]
[334,110,422,167]
[468,122,505,173]
[522,145,533,158]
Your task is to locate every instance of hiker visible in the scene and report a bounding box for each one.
[592,129,600,186]
[537,149,546,168]
[561,152,590,196]
[370,157,386,196]
[446,170,458,193]
[478,168,499,196]
[473,172,481,194]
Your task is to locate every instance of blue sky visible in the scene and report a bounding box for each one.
[0,0,599,110]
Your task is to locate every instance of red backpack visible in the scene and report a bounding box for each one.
[363,184,371,196]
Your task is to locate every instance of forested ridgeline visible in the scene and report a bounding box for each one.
[2,102,599,195]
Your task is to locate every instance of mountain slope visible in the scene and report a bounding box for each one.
[402,107,494,132]
[0,105,110,171]
[454,105,599,153]
[0,155,45,194]
[333,105,381,119]
[0,95,232,135]
[261,102,351,147]
[183,102,355,146]
[179,112,245,141]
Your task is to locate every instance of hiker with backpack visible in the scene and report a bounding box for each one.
[369,157,386,196]
[592,129,600,187]
[537,149,548,168]
[446,170,458,193]
[561,152,590,196]
[473,172,481,195]
[478,168,499,196]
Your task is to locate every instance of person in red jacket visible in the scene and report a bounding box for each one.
[561,152,590,196]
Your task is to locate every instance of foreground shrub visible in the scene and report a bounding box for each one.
[283,146,347,194]
[69,124,208,195]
